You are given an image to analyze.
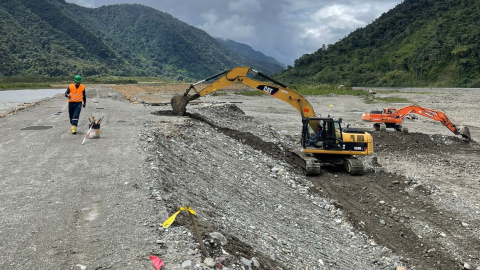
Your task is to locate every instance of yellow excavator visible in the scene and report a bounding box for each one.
[171,67,373,176]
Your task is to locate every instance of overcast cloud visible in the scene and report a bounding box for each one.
[66,0,400,65]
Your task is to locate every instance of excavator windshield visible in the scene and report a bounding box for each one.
[302,118,343,150]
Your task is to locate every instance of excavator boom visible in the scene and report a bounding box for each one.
[172,67,318,129]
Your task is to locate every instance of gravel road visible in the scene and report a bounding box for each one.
[0,87,166,269]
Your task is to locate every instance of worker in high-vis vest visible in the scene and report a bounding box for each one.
[65,75,86,134]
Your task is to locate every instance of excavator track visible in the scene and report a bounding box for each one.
[343,157,364,175]
[290,150,366,176]
[290,150,321,176]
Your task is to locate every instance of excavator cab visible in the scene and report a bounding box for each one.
[301,118,343,150]
[383,108,397,114]
[298,117,371,175]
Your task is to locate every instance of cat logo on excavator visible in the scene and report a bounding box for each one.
[258,85,279,95]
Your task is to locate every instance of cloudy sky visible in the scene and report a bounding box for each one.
[66,0,400,66]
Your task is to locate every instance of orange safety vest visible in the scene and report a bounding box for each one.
[68,84,85,102]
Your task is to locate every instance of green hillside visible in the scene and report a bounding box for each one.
[216,38,283,66]
[0,0,283,80]
[0,0,132,78]
[278,0,480,87]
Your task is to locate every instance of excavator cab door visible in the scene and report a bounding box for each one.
[301,117,343,150]
[323,120,343,150]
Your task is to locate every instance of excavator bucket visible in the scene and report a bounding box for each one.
[458,126,471,141]
[171,94,191,116]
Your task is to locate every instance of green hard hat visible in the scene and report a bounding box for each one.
[74,75,82,82]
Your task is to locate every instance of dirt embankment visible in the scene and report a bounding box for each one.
[136,102,479,270]
[110,84,249,105]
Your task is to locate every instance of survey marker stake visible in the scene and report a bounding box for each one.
[161,206,207,257]
[188,210,208,257]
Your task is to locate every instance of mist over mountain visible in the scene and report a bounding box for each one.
[216,38,283,66]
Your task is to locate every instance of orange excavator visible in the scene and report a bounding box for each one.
[362,105,471,141]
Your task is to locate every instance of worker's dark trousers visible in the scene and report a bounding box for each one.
[68,102,82,126]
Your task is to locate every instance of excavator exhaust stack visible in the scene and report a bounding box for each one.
[171,94,191,116]
[458,126,471,141]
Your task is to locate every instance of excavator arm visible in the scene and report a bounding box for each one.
[171,66,319,129]
[393,106,470,140]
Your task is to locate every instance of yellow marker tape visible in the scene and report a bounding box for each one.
[162,207,196,228]
[329,104,334,108]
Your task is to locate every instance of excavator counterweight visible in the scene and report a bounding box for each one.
[171,67,374,176]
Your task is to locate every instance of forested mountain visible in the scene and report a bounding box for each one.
[0,0,283,80]
[216,38,283,66]
[278,0,480,87]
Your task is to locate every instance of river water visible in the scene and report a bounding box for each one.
[0,89,65,114]
[0,89,65,103]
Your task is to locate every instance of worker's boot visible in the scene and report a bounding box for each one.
[71,125,77,134]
